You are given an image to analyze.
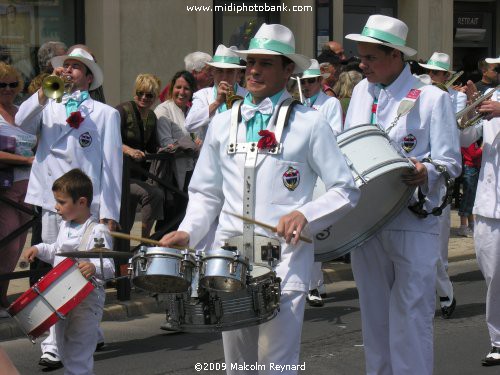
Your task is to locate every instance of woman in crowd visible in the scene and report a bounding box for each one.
[116,73,164,237]
[333,70,363,124]
[0,62,36,317]
[154,71,200,227]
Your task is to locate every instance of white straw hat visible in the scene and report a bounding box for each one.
[234,23,310,73]
[51,48,103,90]
[485,56,500,64]
[206,45,246,69]
[345,15,416,57]
[300,59,330,79]
[418,52,454,73]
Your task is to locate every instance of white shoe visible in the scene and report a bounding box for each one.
[0,308,10,318]
[307,289,324,307]
[457,225,473,237]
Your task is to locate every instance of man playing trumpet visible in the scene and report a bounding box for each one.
[185,44,247,140]
[460,54,500,367]
[14,47,122,369]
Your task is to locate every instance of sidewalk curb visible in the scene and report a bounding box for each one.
[0,252,476,342]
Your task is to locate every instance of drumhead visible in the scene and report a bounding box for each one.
[313,167,414,261]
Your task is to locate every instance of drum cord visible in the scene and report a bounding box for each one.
[408,158,453,218]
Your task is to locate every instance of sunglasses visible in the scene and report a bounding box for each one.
[136,91,154,99]
[301,78,318,84]
[0,81,19,89]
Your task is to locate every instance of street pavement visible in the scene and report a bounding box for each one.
[1,210,494,374]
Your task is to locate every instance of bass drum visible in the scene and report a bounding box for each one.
[313,124,415,262]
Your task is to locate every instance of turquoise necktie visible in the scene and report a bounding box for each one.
[64,91,90,117]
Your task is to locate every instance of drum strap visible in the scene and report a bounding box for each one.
[408,157,453,218]
[78,221,97,252]
[227,98,299,264]
[384,81,426,135]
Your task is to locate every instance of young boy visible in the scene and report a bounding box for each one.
[22,169,114,374]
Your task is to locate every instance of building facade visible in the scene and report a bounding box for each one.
[0,0,498,105]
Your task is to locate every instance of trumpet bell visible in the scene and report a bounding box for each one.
[42,75,65,103]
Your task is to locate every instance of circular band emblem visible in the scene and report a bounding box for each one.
[79,132,92,148]
[402,134,417,153]
[283,166,300,191]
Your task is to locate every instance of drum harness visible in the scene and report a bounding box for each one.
[226,98,299,268]
[381,83,453,218]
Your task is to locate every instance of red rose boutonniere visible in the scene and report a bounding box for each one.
[66,111,84,129]
[257,130,278,150]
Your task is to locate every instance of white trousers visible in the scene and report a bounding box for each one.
[55,288,105,375]
[222,291,306,375]
[475,215,500,347]
[308,262,324,290]
[436,206,453,302]
[351,230,439,375]
[40,209,104,359]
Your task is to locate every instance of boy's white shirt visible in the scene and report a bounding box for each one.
[35,216,115,282]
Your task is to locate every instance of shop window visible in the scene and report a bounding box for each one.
[0,0,83,97]
[213,0,280,51]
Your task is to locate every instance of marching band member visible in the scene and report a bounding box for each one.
[15,47,122,370]
[344,15,461,374]
[160,23,359,374]
[22,169,115,375]
[419,52,466,319]
[185,45,247,140]
[298,58,343,307]
[461,56,500,366]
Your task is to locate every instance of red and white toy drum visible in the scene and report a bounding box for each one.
[8,258,95,341]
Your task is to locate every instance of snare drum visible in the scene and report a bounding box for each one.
[199,249,249,292]
[165,272,281,333]
[130,246,195,293]
[314,124,416,261]
[8,258,95,341]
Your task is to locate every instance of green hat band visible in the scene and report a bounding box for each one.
[249,38,295,54]
[361,26,406,46]
[425,59,450,70]
[212,55,240,64]
[302,69,321,77]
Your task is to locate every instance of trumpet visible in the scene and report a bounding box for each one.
[41,74,73,103]
[445,70,464,89]
[226,86,243,109]
[456,85,500,129]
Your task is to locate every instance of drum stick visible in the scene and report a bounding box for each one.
[223,211,313,244]
[109,231,194,252]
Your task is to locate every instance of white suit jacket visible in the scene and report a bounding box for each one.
[35,217,115,283]
[15,93,123,222]
[185,85,247,139]
[460,89,500,219]
[448,88,466,114]
[178,91,360,292]
[345,65,462,234]
[309,91,343,134]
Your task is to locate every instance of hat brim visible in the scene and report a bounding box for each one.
[51,55,104,91]
[485,57,500,64]
[418,62,454,73]
[234,49,311,74]
[345,34,417,57]
[292,72,330,79]
[205,61,246,69]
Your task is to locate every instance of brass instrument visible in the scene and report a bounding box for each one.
[41,74,73,103]
[226,86,243,109]
[445,70,464,89]
[432,71,464,92]
[456,85,500,129]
